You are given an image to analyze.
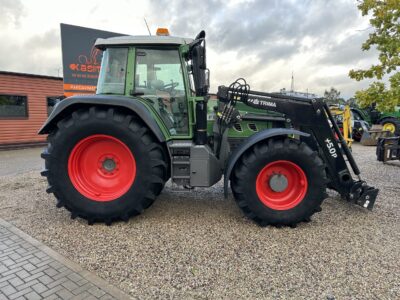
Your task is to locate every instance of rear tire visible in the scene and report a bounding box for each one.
[41,106,168,225]
[231,138,327,227]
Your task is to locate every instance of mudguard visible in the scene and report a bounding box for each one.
[223,128,310,197]
[38,95,166,142]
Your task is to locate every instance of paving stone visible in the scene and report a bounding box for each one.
[71,291,92,300]
[24,291,42,300]
[44,267,59,277]
[44,294,61,300]
[56,288,75,299]
[41,285,64,298]
[14,279,39,291]
[33,251,47,259]
[0,274,17,284]
[0,221,130,300]
[8,276,24,287]
[34,258,54,268]
[62,280,79,291]
[22,263,36,272]
[38,274,54,285]
[89,286,106,297]
[8,287,33,300]
[0,264,8,273]
[66,273,82,283]
[47,277,69,289]
[2,284,17,296]
[32,282,48,294]
[75,278,88,287]
[23,271,45,283]
[15,269,30,279]
[1,258,15,267]
[71,282,95,295]
[8,253,22,260]
[2,266,23,277]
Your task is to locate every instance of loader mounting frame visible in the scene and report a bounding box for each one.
[217,86,379,210]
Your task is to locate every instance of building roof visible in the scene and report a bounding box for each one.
[95,35,193,48]
[0,71,62,81]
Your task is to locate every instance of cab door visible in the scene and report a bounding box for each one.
[134,48,190,136]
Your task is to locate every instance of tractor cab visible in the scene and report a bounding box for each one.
[95,31,209,137]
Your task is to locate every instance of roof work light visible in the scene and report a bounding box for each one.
[156,28,170,36]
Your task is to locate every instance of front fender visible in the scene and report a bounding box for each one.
[38,95,166,142]
[223,128,310,197]
[377,116,396,124]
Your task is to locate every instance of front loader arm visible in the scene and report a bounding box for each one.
[217,86,379,210]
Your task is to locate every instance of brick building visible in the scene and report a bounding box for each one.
[0,71,63,148]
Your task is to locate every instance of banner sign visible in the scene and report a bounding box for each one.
[60,23,125,96]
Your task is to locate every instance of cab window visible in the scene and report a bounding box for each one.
[135,48,188,135]
[97,48,128,95]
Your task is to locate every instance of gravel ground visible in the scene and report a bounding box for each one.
[0,144,399,299]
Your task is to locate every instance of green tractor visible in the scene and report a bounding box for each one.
[351,104,400,136]
[39,30,378,227]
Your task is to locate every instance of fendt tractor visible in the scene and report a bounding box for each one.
[39,30,379,227]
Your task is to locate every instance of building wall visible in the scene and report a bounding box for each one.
[0,73,63,146]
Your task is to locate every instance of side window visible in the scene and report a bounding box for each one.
[135,48,188,135]
[97,48,128,95]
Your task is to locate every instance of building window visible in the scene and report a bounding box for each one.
[0,95,28,118]
[47,96,64,116]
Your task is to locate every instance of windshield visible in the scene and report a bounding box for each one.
[97,48,128,95]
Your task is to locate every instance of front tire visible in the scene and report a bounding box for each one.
[231,138,327,227]
[380,118,400,136]
[41,106,168,225]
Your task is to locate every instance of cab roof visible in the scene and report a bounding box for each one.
[95,35,193,49]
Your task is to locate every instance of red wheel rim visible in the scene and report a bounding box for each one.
[256,160,308,210]
[68,134,136,202]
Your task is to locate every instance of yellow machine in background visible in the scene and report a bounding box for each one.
[329,105,353,148]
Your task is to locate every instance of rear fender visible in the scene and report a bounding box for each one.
[38,95,166,142]
[223,128,310,197]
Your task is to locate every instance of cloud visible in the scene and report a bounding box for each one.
[0,0,376,98]
[318,31,378,65]
[0,0,25,27]
[0,29,61,76]
[146,0,371,97]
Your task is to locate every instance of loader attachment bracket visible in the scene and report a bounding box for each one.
[349,181,379,210]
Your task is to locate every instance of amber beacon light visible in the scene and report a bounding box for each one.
[156,28,170,36]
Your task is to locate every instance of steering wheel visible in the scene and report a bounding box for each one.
[160,82,179,92]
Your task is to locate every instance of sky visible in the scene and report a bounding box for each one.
[0,0,379,98]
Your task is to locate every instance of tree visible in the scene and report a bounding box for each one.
[346,97,359,108]
[324,87,345,105]
[349,0,400,112]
